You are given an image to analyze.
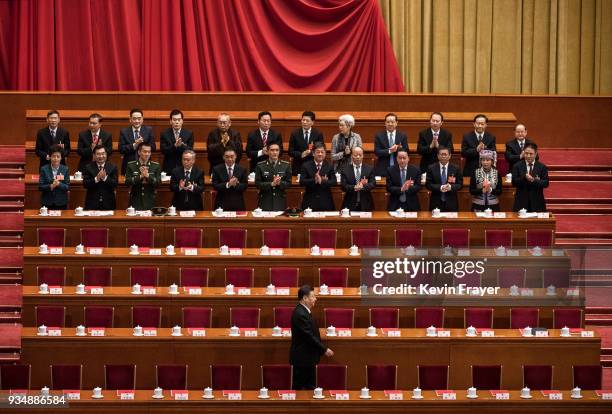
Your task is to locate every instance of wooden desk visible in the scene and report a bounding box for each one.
[24,175,516,211]
[2,390,611,414]
[23,247,570,287]
[21,286,584,329]
[20,328,600,390]
[24,210,554,249]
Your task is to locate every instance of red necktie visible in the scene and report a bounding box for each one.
[262,131,268,146]
[93,134,99,145]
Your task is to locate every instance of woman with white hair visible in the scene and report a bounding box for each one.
[469,149,503,212]
[331,114,362,172]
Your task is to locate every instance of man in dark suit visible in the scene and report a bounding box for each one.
[290,285,334,390]
[417,112,454,172]
[505,123,537,171]
[212,148,248,211]
[512,144,549,212]
[300,142,336,211]
[119,108,156,175]
[386,149,422,211]
[426,146,463,212]
[246,111,283,172]
[77,113,112,172]
[170,150,204,211]
[83,145,118,210]
[160,109,194,174]
[207,113,243,174]
[341,146,376,211]
[288,111,324,176]
[374,113,408,176]
[461,114,496,177]
[35,110,70,169]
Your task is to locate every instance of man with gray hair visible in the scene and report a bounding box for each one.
[170,149,204,211]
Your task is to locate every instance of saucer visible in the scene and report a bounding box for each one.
[571,395,583,399]
[465,333,477,337]
[257,395,270,399]
[151,394,164,399]
[165,252,176,256]
[171,332,183,337]
[466,395,478,399]
[411,395,423,399]
[520,394,532,399]
[366,333,378,337]
[38,291,49,294]
[349,252,360,256]
[312,395,325,399]
[129,252,140,256]
[91,394,104,399]
[202,395,214,399]
[37,332,48,336]
[359,395,372,399]
[133,333,144,337]
[75,251,86,255]
[168,291,179,295]
[167,213,177,216]
[75,332,87,337]
[310,252,321,256]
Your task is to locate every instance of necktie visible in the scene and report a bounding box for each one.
[98,164,103,172]
[519,141,524,150]
[433,131,439,140]
[175,130,180,141]
[185,170,190,182]
[51,130,56,139]
[528,163,533,175]
[441,165,447,202]
[262,131,268,146]
[316,163,321,173]
[93,133,99,145]
[478,134,482,142]
[304,130,309,144]
[228,166,233,178]
[400,169,407,203]
[134,130,139,141]
[389,133,395,166]
[355,166,361,205]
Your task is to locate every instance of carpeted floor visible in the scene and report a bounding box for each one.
[546,182,612,200]
[557,215,612,234]
[539,149,612,167]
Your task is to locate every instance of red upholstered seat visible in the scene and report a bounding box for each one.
[394,228,423,248]
[126,228,155,247]
[130,267,159,286]
[441,228,470,248]
[157,364,188,389]
[174,228,202,248]
[573,365,602,390]
[81,227,108,247]
[324,308,354,328]
[369,308,399,329]
[316,364,347,390]
[84,306,114,328]
[38,227,65,247]
[131,306,161,327]
[83,266,112,286]
[351,228,380,248]
[261,364,292,389]
[308,228,337,248]
[273,307,293,329]
[497,268,526,288]
[318,267,348,287]
[0,364,30,389]
[225,268,254,287]
[50,364,82,390]
[415,307,445,328]
[219,228,247,248]
[510,308,539,329]
[37,266,65,285]
[36,305,65,327]
[262,229,291,248]
[270,267,299,287]
[472,365,502,389]
[485,229,513,248]
[366,364,397,390]
[179,267,209,287]
[526,229,554,248]
[211,365,242,390]
[523,365,553,390]
[182,307,212,328]
[105,364,136,389]
[464,308,494,329]
[418,365,449,390]
[230,307,260,328]
[553,308,583,328]
[542,268,570,288]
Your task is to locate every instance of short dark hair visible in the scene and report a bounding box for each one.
[258,111,272,120]
[49,144,63,155]
[298,285,314,300]
[524,143,538,152]
[385,113,398,122]
[313,142,326,151]
[130,108,143,118]
[431,111,444,121]
[137,142,152,152]
[170,109,183,119]
[223,147,236,155]
[93,144,106,154]
[437,145,451,154]
[47,110,60,118]
[89,113,103,123]
[473,113,488,123]
[397,148,409,156]
[267,142,280,150]
[302,111,316,121]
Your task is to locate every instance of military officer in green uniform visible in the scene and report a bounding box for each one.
[255,142,292,211]
[125,142,161,210]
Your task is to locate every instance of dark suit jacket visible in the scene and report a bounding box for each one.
[426,163,463,211]
[512,160,549,212]
[38,164,70,207]
[504,138,537,171]
[83,162,118,210]
[373,129,408,176]
[300,160,337,211]
[206,128,243,172]
[77,129,112,172]
[160,128,194,174]
[35,127,70,169]
[170,165,204,211]
[211,163,248,211]
[119,125,156,174]
[246,129,283,172]
[417,128,454,172]
[386,164,422,211]
[290,304,326,367]
[288,128,324,175]
[341,163,376,211]
[461,131,496,177]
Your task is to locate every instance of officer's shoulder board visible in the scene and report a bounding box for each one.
[257,160,268,166]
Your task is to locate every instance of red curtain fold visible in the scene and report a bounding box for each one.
[0,0,404,91]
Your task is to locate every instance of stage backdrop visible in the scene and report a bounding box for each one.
[0,0,403,92]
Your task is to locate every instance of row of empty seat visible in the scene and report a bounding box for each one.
[1,363,602,391]
[34,305,584,329]
[37,227,555,249]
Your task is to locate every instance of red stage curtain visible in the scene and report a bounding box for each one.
[0,0,404,92]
